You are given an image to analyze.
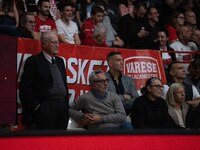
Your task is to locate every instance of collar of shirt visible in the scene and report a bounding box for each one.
[42,51,54,63]
[91,89,107,99]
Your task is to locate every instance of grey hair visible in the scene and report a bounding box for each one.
[89,69,105,85]
[41,31,57,43]
[166,83,184,107]
[93,23,106,38]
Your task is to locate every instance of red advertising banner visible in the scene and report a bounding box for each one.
[17,38,166,105]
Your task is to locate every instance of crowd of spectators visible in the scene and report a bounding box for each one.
[1,0,200,130]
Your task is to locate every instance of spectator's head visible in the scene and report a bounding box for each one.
[91,5,104,23]
[155,29,169,47]
[192,29,200,46]
[37,0,51,17]
[106,51,123,73]
[168,11,184,27]
[92,23,107,45]
[167,62,186,83]
[177,26,192,42]
[133,0,147,19]
[166,83,185,107]
[59,2,73,21]
[41,31,59,56]
[147,6,159,24]
[140,77,164,99]
[184,10,197,27]
[188,58,200,79]
[19,12,35,32]
[89,69,109,95]
[179,0,194,11]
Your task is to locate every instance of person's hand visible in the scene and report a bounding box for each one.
[80,113,93,126]
[138,27,149,38]
[123,94,131,100]
[186,98,200,108]
[89,114,102,124]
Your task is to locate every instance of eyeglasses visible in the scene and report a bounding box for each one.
[150,84,164,89]
[93,79,109,84]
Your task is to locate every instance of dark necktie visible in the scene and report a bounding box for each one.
[52,57,56,65]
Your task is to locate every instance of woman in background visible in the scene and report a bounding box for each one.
[166,83,200,129]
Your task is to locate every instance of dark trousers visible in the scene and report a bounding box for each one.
[35,101,69,130]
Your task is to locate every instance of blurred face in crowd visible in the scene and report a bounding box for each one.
[179,26,192,41]
[189,63,200,78]
[24,15,35,32]
[170,63,186,80]
[61,6,73,22]
[136,6,147,19]
[192,29,200,45]
[176,13,185,26]
[148,7,159,23]
[108,54,124,73]
[39,1,50,16]
[184,11,196,26]
[42,32,59,56]
[92,72,108,94]
[156,31,168,47]
[147,79,164,99]
[92,12,103,23]
[173,86,185,104]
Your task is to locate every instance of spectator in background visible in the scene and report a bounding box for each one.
[106,51,139,115]
[118,0,134,17]
[16,11,36,38]
[0,0,19,27]
[96,2,124,47]
[166,83,200,129]
[139,6,161,49]
[81,5,104,40]
[165,11,185,44]
[56,2,81,44]
[184,10,197,31]
[131,77,177,129]
[34,0,57,39]
[79,0,95,25]
[16,0,37,16]
[193,0,200,29]
[69,69,128,130]
[185,59,200,93]
[169,26,198,62]
[192,29,200,50]
[163,62,200,103]
[81,23,107,47]
[118,0,147,48]
[154,29,176,65]
[19,31,69,130]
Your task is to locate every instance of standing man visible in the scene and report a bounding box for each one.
[34,0,57,39]
[106,52,139,114]
[69,70,127,130]
[19,31,69,130]
[56,2,81,44]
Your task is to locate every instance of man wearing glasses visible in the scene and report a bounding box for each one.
[69,70,129,130]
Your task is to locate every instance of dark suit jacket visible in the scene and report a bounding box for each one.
[19,52,69,124]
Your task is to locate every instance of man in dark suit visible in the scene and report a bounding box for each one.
[19,31,69,130]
